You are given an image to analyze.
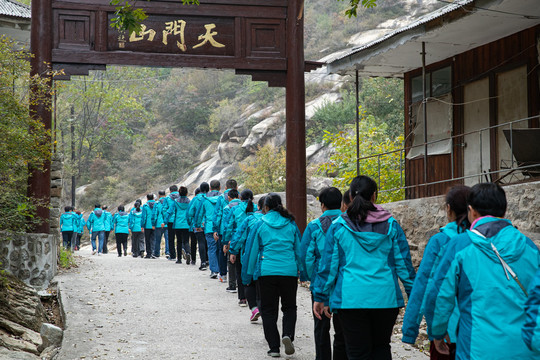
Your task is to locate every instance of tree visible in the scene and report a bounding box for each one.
[0,36,52,231]
[239,144,286,195]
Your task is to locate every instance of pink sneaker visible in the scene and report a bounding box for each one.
[250,307,260,322]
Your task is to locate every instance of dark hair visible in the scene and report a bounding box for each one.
[179,186,188,196]
[445,185,471,232]
[241,189,254,213]
[170,185,178,192]
[319,187,342,210]
[264,193,294,221]
[200,182,210,193]
[146,193,154,200]
[102,205,108,210]
[228,189,239,199]
[135,199,141,204]
[194,188,201,195]
[76,211,81,215]
[118,205,125,212]
[342,189,352,207]
[134,202,141,211]
[226,179,237,189]
[158,190,166,196]
[257,196,266,210]
[467,182,507,218]
[210,179,220,190]
[347,175,378,224]
[94,204,101,209]
[64,206,71,212]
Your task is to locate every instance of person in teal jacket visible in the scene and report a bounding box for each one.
[402,185,471,359]
[231,196,265,322]
[425,182,539,360]
[244,193,306,358]
[74,210,85,251]
[102,205,112,254]
[299,187,343,360]
[60,206,76,249]
[188,182,210,271]
[163,185,180,260]
[193,180,221,274]
[312,176,415,360]
[166,186,191,264]
[86,204,106,255]
[219,189,241,283]
[129,200,144,257]
[141,194,156,259]
[153,190,167,258]
[523,268,540,353]
[113,205,130,257]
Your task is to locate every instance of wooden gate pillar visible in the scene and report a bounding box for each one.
[29,0,53,233]
[286,0,307,232]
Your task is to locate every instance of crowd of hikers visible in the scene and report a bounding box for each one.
[59,176,540,360]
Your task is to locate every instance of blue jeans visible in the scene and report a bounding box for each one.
[164,228,169,254]
[154,227,166,257]
[217,235,228,276]
[91,230,105,253]
[205,233,219,272]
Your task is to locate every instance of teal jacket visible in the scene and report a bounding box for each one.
[300,209,342,289]
[162,191,179,223]
[113,211,130,234]
[402,221,461,344]
[244,210,306,281]
[312,213,415,309]
[220,198,241,246]
[141,201,156,229]
[230,211,263,256]
[76,214,85,234]
[86,208,106,232]
[155,198,166,228]
[194,190,220,234]
[129,208,143,232]
[425,217,539,360]
[212,190,230,234]
[523,268,540,353]
[188,193,206,231]
[103,210,112,231]
[223,201,258,247]
[167,196,191,229]
[60,212,76,232]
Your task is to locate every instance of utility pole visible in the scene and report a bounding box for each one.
[70,106,76,208]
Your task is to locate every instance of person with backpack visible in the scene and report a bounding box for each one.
[425,182,539,360]
[402,185,471,359]
[60,206,76,249]
[166,186,191,264]
[129,200,144,257]
[113,205,130,257]
[244,193,306,358]
[300,187,344,360]
[141,194,157,259]
[312,176,416,360]
[86,204,106,255]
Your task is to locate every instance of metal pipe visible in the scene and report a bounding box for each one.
[356,69,360,176]
[510,122,514,169]
[422,42,428,185]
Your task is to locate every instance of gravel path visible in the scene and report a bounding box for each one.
[55,246,428,360]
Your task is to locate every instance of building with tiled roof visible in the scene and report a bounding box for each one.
[0,0,31,48]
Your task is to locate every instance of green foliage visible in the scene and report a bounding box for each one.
[58,247,77,269]
[319,109,404,203]
[0,36,52,231]
[339,0,378,18]
[239,144,286,195]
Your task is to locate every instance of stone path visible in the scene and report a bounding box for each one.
[55,247,428,360]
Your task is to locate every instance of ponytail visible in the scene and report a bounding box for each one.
[347,175,378,224]
[445,185,471,233]
[246,199,254,214]
[240,189,254,213]
[264,193,295,221]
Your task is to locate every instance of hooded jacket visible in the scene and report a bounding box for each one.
[163,191,179,223]
[76,214,85,234]
[230,211,263,256]
[167,196,191,229]
[223,201,258,247]
[523,268,540,353]
[103,210,112,231]
[244,210,306,281]
[113,211,130,234]
[155,198,166,227]
[187,193,206,231]
[60,211,76,232]
[402,221,461,344]
[194,190,220,234]
[425,217,539,360]
[300,209,342,289]
[312,208,415,310]
[129,208,143,232]
[220,198,242,246]
[212,190,231,234]
[86,208,105,232]
[141,200,156,229]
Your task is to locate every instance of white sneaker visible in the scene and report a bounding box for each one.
[92,250,97,255]
[282,336,295,355]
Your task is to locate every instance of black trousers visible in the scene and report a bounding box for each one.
[233,258,245,300]
[144,228,154,257]
[175,229,190,262]
[245,280,260,310]
[333,312,349,360]
[103,231,110,253]
[338,308,399,360]
[167,223,176,259]
[196,231,208,264]
[62,231,73,248]
[312,294,331,360]
[189,231,197,262]
[115,233,128,256]
[258,276,298,352]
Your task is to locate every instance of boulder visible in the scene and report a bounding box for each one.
[0,347,39,359]
[39,323,63,351]
[199,142,218,163]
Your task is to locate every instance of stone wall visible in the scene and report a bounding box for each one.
[0,232,57,290]
[385,180,540,267]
